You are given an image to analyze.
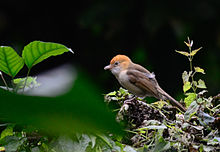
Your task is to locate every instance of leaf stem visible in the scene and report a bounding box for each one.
[0,71,9,91]
[22,69,31,93]
[11,79,16,93]
[188,46,196,93]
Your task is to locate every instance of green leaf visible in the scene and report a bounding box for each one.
[0,125,14,140]
[189,47,202,56]
[0,46,24,77]
[183,81,191,93]
[12,76,40,92]
[106,91,117,96]
[184,101,199,121]
[118,87,129,96]
[22,41,73,69]
[13,77,36,85]
[153,135,170,152]
[184,93,197,108]
[96,134,113,149]
[175,50,189,56]
[194,67,205,74]
[184,41,191,47]
[13,77,39,89]
[2,136,26,152]
[196,79,207,89]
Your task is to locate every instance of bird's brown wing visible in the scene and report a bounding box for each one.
[127,69,186,111]
[126,69,159,98]
[129,63,151,74]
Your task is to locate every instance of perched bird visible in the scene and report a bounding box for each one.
[104,55,186,112]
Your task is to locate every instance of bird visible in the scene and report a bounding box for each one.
[104,54,186,112]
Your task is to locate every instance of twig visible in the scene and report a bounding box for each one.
[22,69,31,93]
[0,71,9,91]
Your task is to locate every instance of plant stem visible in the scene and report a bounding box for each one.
[0,71,9,91]
[188,46,196,93]
[22,69,31,93]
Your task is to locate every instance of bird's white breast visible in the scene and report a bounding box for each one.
[117,70,144,96]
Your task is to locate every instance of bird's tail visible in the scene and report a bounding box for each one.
[157,86,186,112]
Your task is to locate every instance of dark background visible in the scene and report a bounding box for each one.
[0,0,219,97]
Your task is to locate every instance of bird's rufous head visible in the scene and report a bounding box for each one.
[104,55,131,76]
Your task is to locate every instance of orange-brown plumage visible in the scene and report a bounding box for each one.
[110,55,131,65]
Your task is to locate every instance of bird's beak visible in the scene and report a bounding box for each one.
[104,64,112,70]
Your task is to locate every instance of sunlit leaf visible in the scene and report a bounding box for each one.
[118,87,129,96]
[13,77,40,91]
[13,77,37,85]
[197,79,207,89]
[22,41,73,69]
[183,81,191,93]
[184,93,197,108]
[185,37,193,47]
[189,47,202,56]
[0,125,14,140]
[175,50,189,56]
[152,100,168,109]
[2,136,26,152]
[194,67,205,74]
[184,41,193,48]
[106,91,117,96]
[0,46,24,77]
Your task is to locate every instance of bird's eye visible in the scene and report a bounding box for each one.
[114,61,119,66]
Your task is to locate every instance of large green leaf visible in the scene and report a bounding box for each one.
[0,46,24,77]
[22,41,73,69]
[0,73,122,135]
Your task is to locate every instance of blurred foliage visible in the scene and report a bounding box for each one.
[0,73,122,135]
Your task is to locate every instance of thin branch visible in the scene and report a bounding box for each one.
[0,71,9,91]
[22,69,31,93]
